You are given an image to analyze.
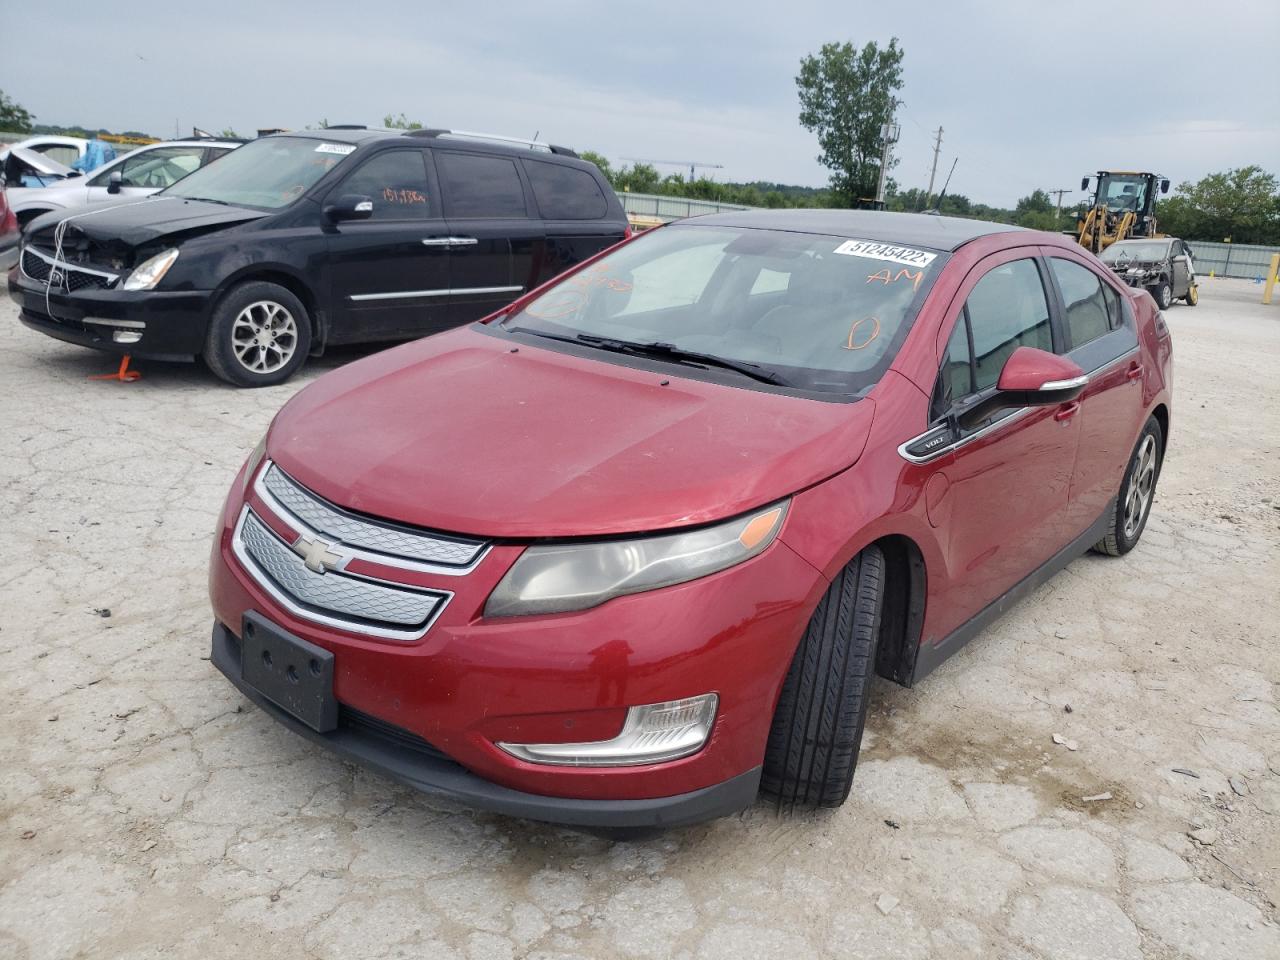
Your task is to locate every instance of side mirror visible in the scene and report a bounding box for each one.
[323,194,374,223]
[955,347,1086,431]
[1080,176,1090,191]
[1160,179,1170,194]
[107,170,124,195]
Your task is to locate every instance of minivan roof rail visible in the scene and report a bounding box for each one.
[325,124,368,130]
[404,128,578,158]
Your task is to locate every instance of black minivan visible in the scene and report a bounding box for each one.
[8,128,628,385]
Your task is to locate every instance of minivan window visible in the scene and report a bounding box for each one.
[965,259,1053,392]
[337,150,433,220]
[524,159,607,219]
[164,136,350,209]
[437,153,526,219]
[1050,258,1110,348]
[505,225,946,396]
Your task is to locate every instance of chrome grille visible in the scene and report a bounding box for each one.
[234,510,448,639]
[20,245,120,292]
[259,463,486,570]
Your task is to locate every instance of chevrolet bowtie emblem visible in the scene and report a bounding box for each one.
[292,536,343,574]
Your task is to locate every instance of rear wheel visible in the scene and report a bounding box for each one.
[1150,281,1173,309]
[1093,416,1163,556]
[203,281,310,387]
[761,545,884,809]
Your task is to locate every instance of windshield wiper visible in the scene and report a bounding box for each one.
[179,196,233,206]
[504,327,792,387]
[575,334,793,387]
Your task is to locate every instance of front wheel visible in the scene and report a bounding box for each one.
[1093,416,1163,556]
[761,545,884,809]
[1150,281,1173,310]
[1184,284,1198,306]
[203,281,311,387]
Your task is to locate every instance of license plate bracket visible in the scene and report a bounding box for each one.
[240,611,337,733]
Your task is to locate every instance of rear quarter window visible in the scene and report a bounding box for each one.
[523,159,608,220]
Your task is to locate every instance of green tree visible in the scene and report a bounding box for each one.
[579,150,613,183]
[1014,189,1061,230]
[218,127,239,139]
[0,89,34,133]
[383,113,423,131]
[1157,166,1279,244]
[796,38,904,207]
[615,162,661,194]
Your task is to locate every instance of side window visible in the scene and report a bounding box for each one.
[931,313,975,418]
[437,153,526,219]
[337,150,433,220]
[965,258,1053,392]
[1050,258,1110,349]
[1101,282,1124,330]
[523,159,607,219]
[38,144,81,166]
[618,241,725,315]
[114,147,204,188]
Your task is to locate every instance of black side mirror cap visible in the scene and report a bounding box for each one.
[324,194,374,223]
[1081,176,1090,191]
[1160,179,1170,194]
[106,171,124,195]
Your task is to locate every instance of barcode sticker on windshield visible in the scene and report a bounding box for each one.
[833,240,937,267]
[315,143,356,155]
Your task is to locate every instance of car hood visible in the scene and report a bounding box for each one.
[30,196,267,247]
[267,327,876,539]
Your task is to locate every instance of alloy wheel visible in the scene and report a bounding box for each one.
[231,300,299,375]
[1123,434,1158,539]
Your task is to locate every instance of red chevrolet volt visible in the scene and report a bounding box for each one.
[208,211,1172,827]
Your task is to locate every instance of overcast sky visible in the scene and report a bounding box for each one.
[4,0,1277,207]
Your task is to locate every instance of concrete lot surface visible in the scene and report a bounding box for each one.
[1,278,1277,959]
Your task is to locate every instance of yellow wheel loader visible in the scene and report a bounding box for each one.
[1076,171,1171,254]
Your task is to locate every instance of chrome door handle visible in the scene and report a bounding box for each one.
[421,237,479,247]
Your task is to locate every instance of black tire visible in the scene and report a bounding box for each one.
[1184,284,1199,306]
[761,545,884,809]
[1150,281,1173,310]
[1093,416,1163,556]
[203,281,311,387]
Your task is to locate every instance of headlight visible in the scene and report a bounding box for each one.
[484,501,788,618]
[122,248,179,291]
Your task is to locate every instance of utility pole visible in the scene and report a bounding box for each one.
[874,112,901,206]
[923,126,944,209]
[1049,188,1071,229]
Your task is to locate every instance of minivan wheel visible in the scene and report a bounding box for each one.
[1093,416,1163,556]
[204,281,311,387]
[761,545,884,809]
[1151,281,1173,310]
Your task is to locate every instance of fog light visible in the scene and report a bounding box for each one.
[112,330,143,344]
[497,694,718,767]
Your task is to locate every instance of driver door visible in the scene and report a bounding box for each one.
[1169,240,1192,298]
[921,252,1081,635]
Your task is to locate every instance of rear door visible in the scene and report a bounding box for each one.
[522,157,624,288]
[919,251,1082,633]
[325,147,453,342]
[433,150,532,324]
[1044,252,1143,534]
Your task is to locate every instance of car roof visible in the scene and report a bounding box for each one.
[264,128,582,163]
[684,209,1029,251]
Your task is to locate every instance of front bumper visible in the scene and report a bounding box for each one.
[207,461,828,825]
[210,621,761,828]
[8,268,211,360]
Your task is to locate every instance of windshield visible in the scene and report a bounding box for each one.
[1102,241,1170,262]
[504,225,945,395]
[163,136,354,209]
[1098,174,1149,212]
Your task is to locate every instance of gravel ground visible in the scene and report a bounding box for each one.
[0,277,1277,960]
